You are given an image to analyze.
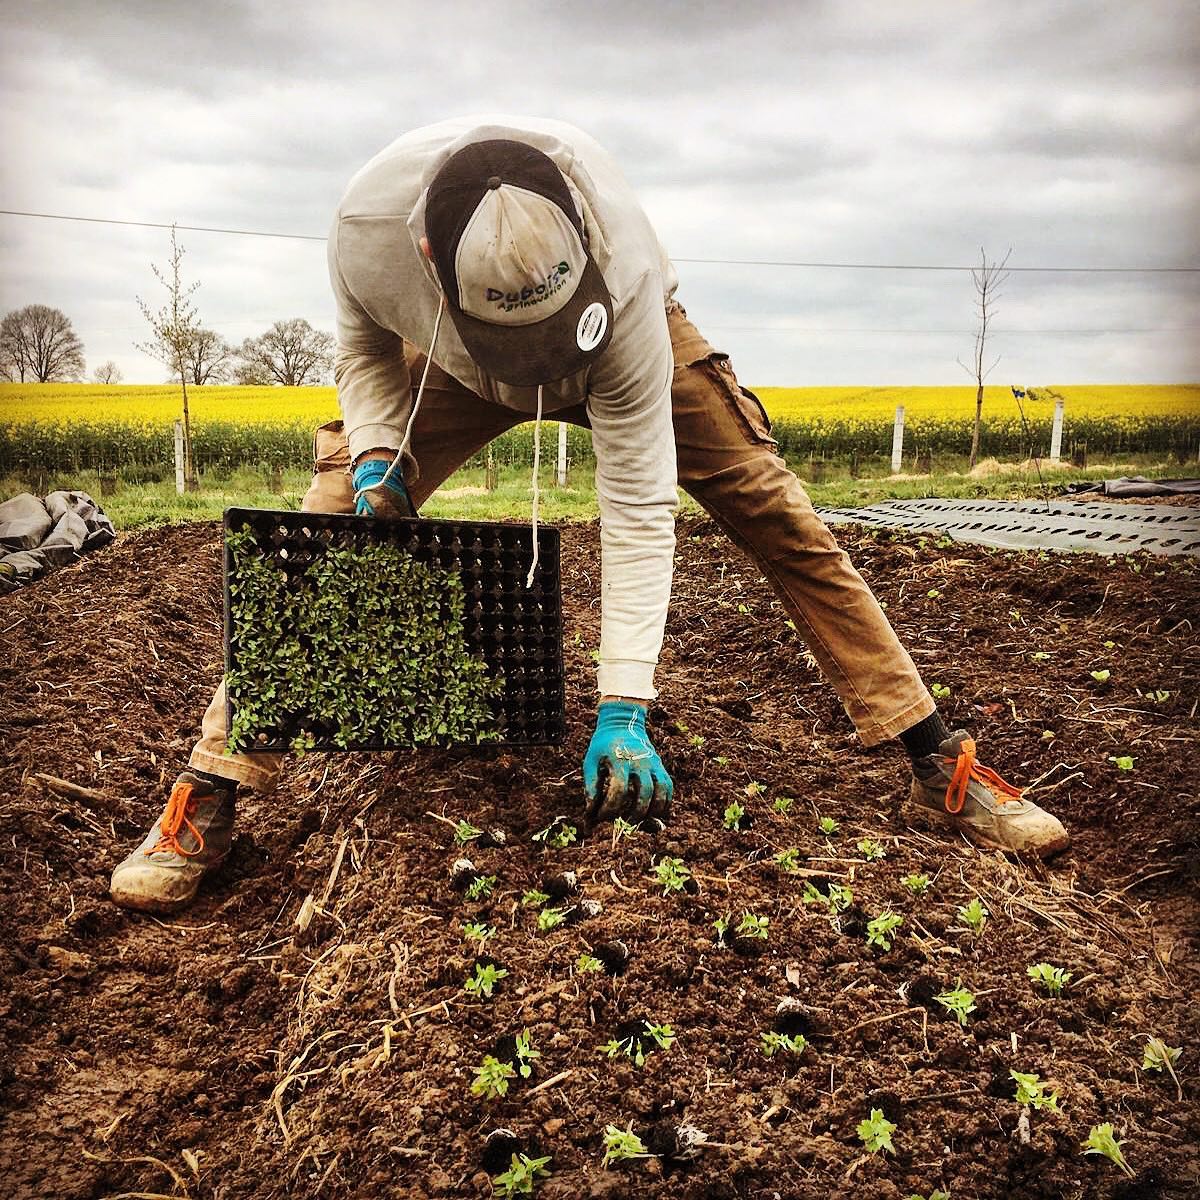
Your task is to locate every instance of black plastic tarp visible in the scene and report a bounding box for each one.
[1063,476,1200,497]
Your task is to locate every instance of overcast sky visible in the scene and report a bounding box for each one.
[1,0,1197,386]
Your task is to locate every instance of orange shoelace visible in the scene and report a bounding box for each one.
[146,780,205,857]
[943,737,1024,814]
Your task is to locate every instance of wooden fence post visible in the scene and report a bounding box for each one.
[1049,398,1065,463]
[174,420,185,495]
[890,405,905,474]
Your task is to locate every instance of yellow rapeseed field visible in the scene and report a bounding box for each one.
[0,383,339,427]
[0,382,1195,472]
[753,384,1198,424]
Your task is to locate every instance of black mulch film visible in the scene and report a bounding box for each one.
[222,508,565,749]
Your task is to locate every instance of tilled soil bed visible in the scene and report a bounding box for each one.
[1,515,1197,1200]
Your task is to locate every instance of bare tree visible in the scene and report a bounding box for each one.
[180,328,235,385]
[136,225,201,490]
[957,246,1011,469]
[237,319,334,387]
[93,360,123,384]
[0,305,86,382]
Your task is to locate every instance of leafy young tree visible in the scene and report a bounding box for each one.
[136,225,202,490]
[958,246,1012,469]
[92,360,123,384]
[0,305,86,382]
[237,318,334,386]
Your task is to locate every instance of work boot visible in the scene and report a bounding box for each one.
[109,771,236,913]
[909,731,1069,858]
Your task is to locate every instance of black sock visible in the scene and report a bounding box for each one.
[899,711,951,761]
[189,767,238,795]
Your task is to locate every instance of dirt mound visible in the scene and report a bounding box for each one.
[1,517,1197,1199]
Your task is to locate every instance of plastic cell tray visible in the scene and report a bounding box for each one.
[223,508,565,749]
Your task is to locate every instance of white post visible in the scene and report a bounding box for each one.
[1049,398,1065,463]
[174,420,185,494]
[890,405,905,474]
[556,421,568,487]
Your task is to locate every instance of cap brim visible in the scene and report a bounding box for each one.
[445,254,614,388]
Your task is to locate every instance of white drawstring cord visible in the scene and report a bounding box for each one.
[525,384,543,588]
[353,295,446,508]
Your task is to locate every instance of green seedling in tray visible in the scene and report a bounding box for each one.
[225,530,505,753]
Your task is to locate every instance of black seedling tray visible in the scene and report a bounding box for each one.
[223,508,565,749]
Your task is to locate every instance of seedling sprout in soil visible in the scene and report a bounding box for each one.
[773,796,795,815]
[1142,1038,1182,1073]
[931,682,951,699]
[1011,1069,1059,1111]
[857,837,886,861]
[470,1055,516,1100]
[713,915,730,943]
[736,911,769,940]
[601,1124,650,1168]
[602,1021,675,1067]
[520,889,550,907]
[901,872,932,896]
[803,880,853,916]
[1142,1037,1184,1100]
[493,1151,552,1197]
[465,962,508,998]
[906,1192,950,1200]
[532,820,578,849]
[1091,669,1111,683]
[514,1029,540,1078]
[611,817,640,843]
[1110,755,1135,771]
[465,874,497,902]
[463,921,496,945]
[817,815,840,835]
[1027,962,1072,996]
[866,911,904,951]
[934,982,977,1026]
[453,819,484,845]
[857,1108,898,1154]
[774,847,804,873]
[722,801,746,831]
[957,896,989,936]
[1082,1123,1134,1177]
[536,907,567,932]
[761,1031,807,1057]
[652,857,691,895]
[575,953,603,974]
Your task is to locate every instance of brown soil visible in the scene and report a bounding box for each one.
[1,517,1198,1200]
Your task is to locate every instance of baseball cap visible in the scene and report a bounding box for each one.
[423,139,614,387]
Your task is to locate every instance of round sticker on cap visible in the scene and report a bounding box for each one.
[576,302,608,352]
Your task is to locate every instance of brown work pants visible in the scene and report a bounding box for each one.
[190,304,933,791]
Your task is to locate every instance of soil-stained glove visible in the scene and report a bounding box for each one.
[353,458,416,519]
[584,700,673,823]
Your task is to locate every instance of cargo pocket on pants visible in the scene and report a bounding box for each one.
[701,353,777,447]
[312,419,351,473]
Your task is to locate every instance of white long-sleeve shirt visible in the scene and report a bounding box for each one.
[329,115,678,698]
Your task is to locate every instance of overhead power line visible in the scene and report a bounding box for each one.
[3,209,1198,273]
[0,210,326,243]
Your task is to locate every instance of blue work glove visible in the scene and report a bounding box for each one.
[353,457,415,519]
[583,701,673,823]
